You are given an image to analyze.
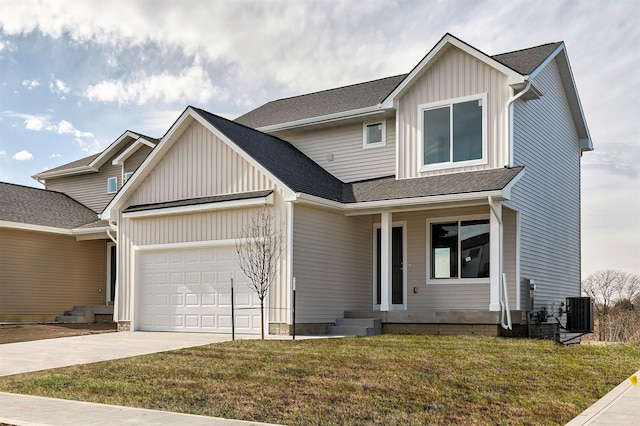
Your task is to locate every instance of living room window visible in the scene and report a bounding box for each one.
[107,177,118,194]
[428,217,490,282]
[363,120,386,149]
[419,93,486,171]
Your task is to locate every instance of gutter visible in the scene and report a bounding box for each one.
[505,79,532,167]
[488,195,512,330]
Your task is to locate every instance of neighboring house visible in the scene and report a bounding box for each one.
[0,131,157,322]
[2,33,592,337]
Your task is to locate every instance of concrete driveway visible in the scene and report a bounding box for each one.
[0,331,249,376]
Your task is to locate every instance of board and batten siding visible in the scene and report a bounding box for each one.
[281,118,396,183]
[396,46,510,179]
[128,122,272,206]
[0,228,105,321]
[505,58,582,311]
[116,120,290,326]
[45,141,142,213]
[292,205,373,323]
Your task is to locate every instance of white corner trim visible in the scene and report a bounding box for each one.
[122,193,274,219]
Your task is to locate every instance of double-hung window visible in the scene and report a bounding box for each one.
[428,217,490,283]
[419,93,487,171]
[363,120,386,149]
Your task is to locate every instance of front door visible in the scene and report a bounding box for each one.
[376,227,403,306]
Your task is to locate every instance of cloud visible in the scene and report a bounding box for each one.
[21,79,40,90]
[84,62,228,106]
[3,111,100,153]
[49,74,70,98]
[0,150,6,155]
[49,153,62,158]
[582,143,639,180]
[12,149,33,160]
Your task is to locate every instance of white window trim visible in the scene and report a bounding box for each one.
[107,177,118,194]
[426,214,490,285]
[124,172,134,182]
[418,93,488,172]
[362,119,386,149]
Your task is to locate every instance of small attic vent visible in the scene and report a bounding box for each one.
[565,297,594,333]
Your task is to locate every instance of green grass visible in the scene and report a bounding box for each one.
[0,335,638,425]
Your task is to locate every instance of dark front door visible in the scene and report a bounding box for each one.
[109,245,117,303]
[376,227,403,306]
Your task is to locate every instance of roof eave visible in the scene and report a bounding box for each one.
[32,165,99,180]
[256,105,388,133]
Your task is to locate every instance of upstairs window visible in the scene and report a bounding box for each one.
[107,177,118,194]
[124,172,134,182]
[363,120,386,149]
[419,94,486,171]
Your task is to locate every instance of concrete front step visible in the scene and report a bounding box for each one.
[327,318,382,336]
[55,305,112,324]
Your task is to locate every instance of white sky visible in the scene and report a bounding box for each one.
[0,0,638,277]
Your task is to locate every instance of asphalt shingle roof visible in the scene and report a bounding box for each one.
[123,190,274,213]
[194,107,345,201]
[236,41,562,129]
[0,182,99,229]
[234,75,406,129]
[342,167,524,203]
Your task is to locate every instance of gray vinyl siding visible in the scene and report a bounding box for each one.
[505,57,582,311]
[397,46,510,179]
[45,141,146,213]
[116,120,290,325]
[392,206,518,310]
[278,118,396,183]
[292,205,373,323]
[0,228,105,321]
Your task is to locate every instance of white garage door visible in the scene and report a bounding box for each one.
[136,245,261,334]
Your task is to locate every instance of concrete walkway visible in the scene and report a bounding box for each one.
[566,370,639,425]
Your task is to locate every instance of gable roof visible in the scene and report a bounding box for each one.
[234,74,406,129]
[0,182,99,229]
[492,42,563,75]
[32,130,158,180]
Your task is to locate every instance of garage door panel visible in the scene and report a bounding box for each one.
[137,246,261,334]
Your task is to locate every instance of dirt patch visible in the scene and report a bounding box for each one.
[0,323,117,344]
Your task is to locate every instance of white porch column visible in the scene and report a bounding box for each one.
[489,200,503,311]
[379,211,393,311]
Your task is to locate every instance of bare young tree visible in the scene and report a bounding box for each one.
[235,209,283,339]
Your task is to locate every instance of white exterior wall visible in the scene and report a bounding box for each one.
[505,58,582,311]
[292,205,373,323]
[281,118,396,182]
[116,121,290,326]
[396,46,510,179]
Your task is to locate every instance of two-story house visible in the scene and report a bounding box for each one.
[1,34,592,337]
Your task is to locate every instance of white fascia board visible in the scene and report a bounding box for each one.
[101,111,195,220]
[381,35,525,108]
[256,106,385,133]
[90,131,140,169]
[122,193,274,219]
[294,190,507,215]
[112,138,148,166]
[32,165,99,180]
[531,44,593,151]
[191,110,298,200]
[0,220,72,235]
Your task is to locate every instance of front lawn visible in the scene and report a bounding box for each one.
[0,335,638,425]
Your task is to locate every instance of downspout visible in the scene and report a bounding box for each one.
[505,79,532,168]
[488,196,511,330]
